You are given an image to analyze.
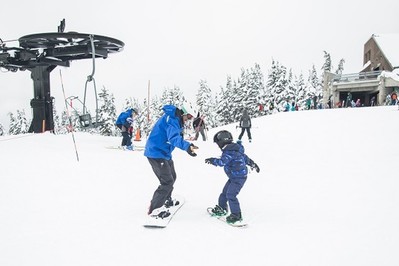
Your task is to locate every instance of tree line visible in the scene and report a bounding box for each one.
[0,52,344,137]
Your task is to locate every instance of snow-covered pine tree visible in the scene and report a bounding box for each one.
[286,69,296,106]
[322,51,332,72]
[161,86,185,107]
[97,86,117,136]
[8,112,17,135]
[265,59,289,112]
[307,64,323,108]
[216,76,237,126]
[336,58,345,75]
[58,110,70,134]
[294,73,307,110]
[140,97,159,138]
[242,63,265,118]
[8,110,29,135]
[0,123,5,136]
[196,79,216,128]
[52,105,61,134]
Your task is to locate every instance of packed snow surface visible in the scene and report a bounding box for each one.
[1,106,398,266]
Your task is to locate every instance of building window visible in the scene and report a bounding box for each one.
[364,50,371,62]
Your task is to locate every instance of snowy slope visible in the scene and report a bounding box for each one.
[1,106,399,266]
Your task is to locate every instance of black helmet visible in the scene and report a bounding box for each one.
[213,130,233,148]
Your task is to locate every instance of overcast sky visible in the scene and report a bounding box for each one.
[0,0,398,127]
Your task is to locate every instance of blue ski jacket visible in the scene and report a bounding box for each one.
[116,108,134,125]
[211,142,253,179]
[144,105,191,160]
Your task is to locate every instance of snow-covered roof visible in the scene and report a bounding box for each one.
[380,70,399,82]
[372,34,399,69]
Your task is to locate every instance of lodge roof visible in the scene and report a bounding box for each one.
[372,34,399,69]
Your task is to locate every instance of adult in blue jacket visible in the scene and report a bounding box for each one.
[115,108,138,150]
[145,105,197,218]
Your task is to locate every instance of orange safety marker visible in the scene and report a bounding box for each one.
[134,128,141,141]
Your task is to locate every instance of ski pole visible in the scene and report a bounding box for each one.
[59,69,80,162]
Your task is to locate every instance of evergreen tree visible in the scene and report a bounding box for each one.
[160,86,186,107]
[97,86,117,136]
[307,65,323,108]
[242,63,265,118]
[8,110,29,135]
[141,97,161,138]
[265,59,288,112]
[294,73,307,110]
[216,76,237,125]
[336,58,345,75]
[52,105,61,134]
[58,110,70,134]
[0,123,4,136]
[322,51,332,72]
[286,69,296,105]
[196,79,216,128]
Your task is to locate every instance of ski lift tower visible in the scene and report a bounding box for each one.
[0,19,124,133]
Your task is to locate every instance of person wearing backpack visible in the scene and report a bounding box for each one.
[115,108,138,150]
[238,109,252,142]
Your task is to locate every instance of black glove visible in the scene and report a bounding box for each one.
[205,158,214,165]
[251,162,260,173]
[187,143,198,157]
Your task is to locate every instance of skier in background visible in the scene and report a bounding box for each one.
[115,108,138,150]
[346,92,352,107]
[192,112,207,141]
[391,91,398,105]
[238,109,252,142]
[205,130,260,224]
[144,105,198,218]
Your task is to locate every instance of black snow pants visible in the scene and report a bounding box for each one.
[147,158,177,213]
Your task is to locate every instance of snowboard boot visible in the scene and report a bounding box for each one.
[210,205,227,217]
[125,145,134,151]
[226,212,242,224]
[149,206,170,219]
[164,198,180,208]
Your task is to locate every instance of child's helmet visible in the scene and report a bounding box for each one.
[213,130,233,148]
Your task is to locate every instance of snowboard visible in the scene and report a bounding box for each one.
[207,207,248,228]
[144,197,185,228]
[105,145,145,151]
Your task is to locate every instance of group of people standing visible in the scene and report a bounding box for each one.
[115,106,257,225]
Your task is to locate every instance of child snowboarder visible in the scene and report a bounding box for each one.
[205,130,260,224]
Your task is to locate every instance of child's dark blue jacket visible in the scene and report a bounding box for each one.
[211,142,253,179]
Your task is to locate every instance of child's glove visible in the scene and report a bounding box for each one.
[250,162,260,173]
[205,158,215,165]
[187,144,198,157]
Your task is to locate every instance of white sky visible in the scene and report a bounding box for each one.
[1,106,399,265]
[1,0,398,127]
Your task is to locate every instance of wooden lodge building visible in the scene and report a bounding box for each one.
[323,34,399,107]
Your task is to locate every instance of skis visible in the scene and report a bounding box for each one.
[207,207,248,228]
[143,196,185,228]
[105,145,145,151]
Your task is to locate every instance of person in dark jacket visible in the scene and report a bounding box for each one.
[115,108,138,150]
[192,112,206,141]
[238,109,252,142]
[144,105,198,218]
[205,130,260,224]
